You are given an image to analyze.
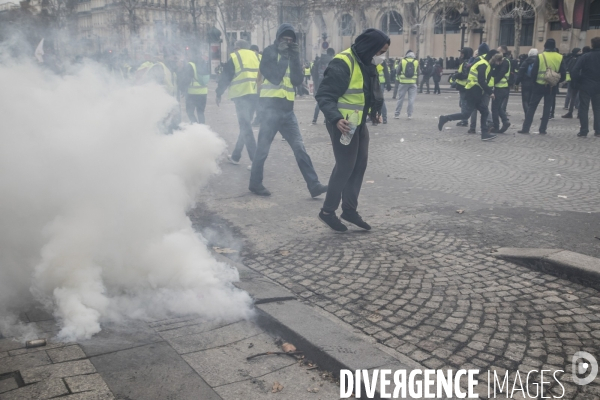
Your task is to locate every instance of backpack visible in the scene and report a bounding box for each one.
[404,60,415,78]
[542,53,561,87]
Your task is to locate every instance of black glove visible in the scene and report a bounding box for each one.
[288,42,299,57]
[277,41,289,55]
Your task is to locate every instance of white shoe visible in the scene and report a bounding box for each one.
[247,164,252,171]
[394,115,400,119]
[227,155,239,165]
[408,115,412,120]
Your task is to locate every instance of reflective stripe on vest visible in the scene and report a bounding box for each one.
[334,49,365,124]
[188,62,208,95]
[304,67,311,76]
[377,64,385,83]
[465,58,491,90]
[537,52,563,85]
[495,58,510,88]
[455,63,468,87]
[398,58,418,84]
[150,62,176,96]
[260,54,294,101]
[229,49,259,98]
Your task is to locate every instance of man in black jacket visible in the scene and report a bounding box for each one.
[316,29,389,232]
[248,24,327,198]
[562,48,582,118]
[515,48,538,115]
[452,47,473,127]
[438,47,499,141]
[571,37,600,137]
[491,46,511,133]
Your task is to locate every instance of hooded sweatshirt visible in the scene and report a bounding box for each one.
[259,23,304,111]
[453,47,473,92]
[315,28,390,126]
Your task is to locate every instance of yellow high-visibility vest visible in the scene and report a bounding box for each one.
[188,62,208,95]
[465,57,491,91]
[260,54,295,101]
[398,58,418,84]
[304,67,311,76]
[377,64,386,84]
[229,49,259,99]
[455,62,468,87]
[537,52,563,85]
[495,58,510,88]
[334,48,365,124]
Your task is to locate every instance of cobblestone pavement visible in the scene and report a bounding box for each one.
[195,86,600,398]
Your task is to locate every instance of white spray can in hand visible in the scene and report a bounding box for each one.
[340,111,360,145]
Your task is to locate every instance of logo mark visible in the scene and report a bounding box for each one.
[572,351,598,385]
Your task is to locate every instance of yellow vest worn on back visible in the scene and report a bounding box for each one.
[537,52,563,85]
[455,62,468,88]
[495,58,510,88]
[229,49,259,99]
[334,48,365,125]
[188,62,208,95]
[465,57,491,91]
[260,54,295,101]
[398,58,418,84]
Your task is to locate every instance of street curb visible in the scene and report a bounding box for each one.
[212,251,422,400]
[492,247,600,290]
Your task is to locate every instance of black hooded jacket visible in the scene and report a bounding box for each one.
[259,23,304,111]
[453,47,473,92]
[571,48,600,94]
[516,54,537,88]
[315,29,390,126]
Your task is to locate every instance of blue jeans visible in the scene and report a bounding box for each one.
[249,108,320,192]
[380,86,387,121]
[231,95,257,162]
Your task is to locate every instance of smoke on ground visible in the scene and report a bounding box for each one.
[0,59,253,341]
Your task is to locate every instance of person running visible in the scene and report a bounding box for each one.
[451,47,473,127]
[438,48,501,141]
[316,28,389,232]
[394,50,419,119]
[518,39,566,135]
[248,23,328,198]
[216,40,260,168]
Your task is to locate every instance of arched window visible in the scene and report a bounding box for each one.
[434,8,461,34]
[499,2,535,46]
[589,0,600,29]
[381,11,403,35]
[340,13,355,36]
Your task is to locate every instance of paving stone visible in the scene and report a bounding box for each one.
[64,373,111,394]
[0,377,18,394]
[166,320,262,354]
[20,360,96,384]
[0,379,68,400]
[46,345,86,363]
[0,351,51,375]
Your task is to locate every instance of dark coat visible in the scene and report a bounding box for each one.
[515,55,537,88]
[315,28,390,126]
[571,48,600,94]
[259,23,304,111]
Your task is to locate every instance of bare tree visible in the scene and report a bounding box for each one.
[250,0,277,49]
[187,0,203,39]
[405,0,442,58]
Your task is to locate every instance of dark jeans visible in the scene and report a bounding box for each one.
[446,91,490,136]
[470,94,492,130]
[433,79,441,94]
[568,87,580,115]
[420,75,431,92]
[380,86,387,121]
[231,95,258,162]
[522,85,554,133]
[313,102,322,123]
[521,86,533,115]
[459,91,468,124]
[492,88,510,129]
[578,90,600,135]
[322,122,369,214]
[249,108,320,192]
[393,81,399,98]
[186,94,207,124]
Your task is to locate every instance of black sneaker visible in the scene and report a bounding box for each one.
[341,211,371,231]
[438,115,448,131]
[467,128,476,134]
[499,122,511,133]
[456,121,468,127]
[309,183,328,198]
[481,133,497,141]
[517,130,530,134]
[249,185,271,196]
[538,131,547,135]
[577,132,588,137]
[318,211,347,232]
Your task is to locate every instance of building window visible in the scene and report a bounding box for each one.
[499,2,535,46]
[434,8,461,34]
[381,11,403,35]
[589,0,600,29]
[549,21,562,30]
[340,13,355,36]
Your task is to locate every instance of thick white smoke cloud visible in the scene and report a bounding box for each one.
[0,60,253,341]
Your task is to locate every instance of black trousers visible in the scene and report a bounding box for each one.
[322,121,369,214]
[578,90,600,135]
[186,94,207,124]
[492,87,510,129]
[568,87,580,116]
[446,90,490,136]
[420,75,431,93]
[521,86,533,115]
[522,85,554,133]
[231,95,258,162]
[433,79,441,94]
